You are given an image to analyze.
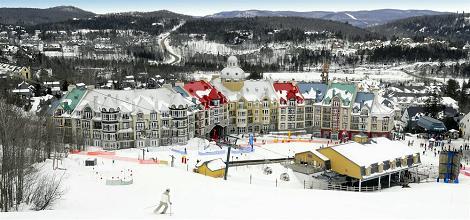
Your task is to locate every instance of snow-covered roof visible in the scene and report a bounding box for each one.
[441,97,459,110]
[354,92,374,110]
[197,158,226,171]
[329,137,418,167]
[370,94,394,118]
[297,83,328,102]
[299,150,329,161]
[273,82,304,105]
[74,87,194,114]
[322,83,356,107]
[211,78,278,102]
[220,56,245,80]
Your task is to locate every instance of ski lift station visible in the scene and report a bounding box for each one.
[316,137,421,190]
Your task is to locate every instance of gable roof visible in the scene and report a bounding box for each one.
[184,80,227,109]
[196,158,226,171]
[328,137,418,167]
[405,106,425,118]
[211,78,278,102]
[297,82,328,102]
[354,92,374,110]
[323,83,356,107]
[273,82,304,104]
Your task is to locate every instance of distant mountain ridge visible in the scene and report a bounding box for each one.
[0,6,96,25]
[208,9,449,27]
[369,13,470,43]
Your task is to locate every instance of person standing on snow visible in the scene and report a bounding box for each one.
[154,188,172,214]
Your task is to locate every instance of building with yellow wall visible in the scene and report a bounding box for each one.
[294,150,330,169]
[195,158,226,178]
[317,137,420,181]
[211,56,279,134]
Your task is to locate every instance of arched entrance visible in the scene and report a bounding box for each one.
[210,125,225,141]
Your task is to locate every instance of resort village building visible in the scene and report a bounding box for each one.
[50,56,395,150]
[52,86,197,149]
[210,56,279,134]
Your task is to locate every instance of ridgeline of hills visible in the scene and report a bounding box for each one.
[1,6,468,44]
[176,17,381,43]
[369,13,470,43]
[207,9,447,28]
[0,6,95,25]
[28,10,190,35]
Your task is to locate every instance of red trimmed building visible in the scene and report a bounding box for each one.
[273,82,305,131]
[184,80,228,139]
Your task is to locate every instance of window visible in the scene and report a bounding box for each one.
[136,122,145,131]
[84,110,92,119]
[333,100,339,107]
[372,117,377,123]
[151,121,158,129]
[263,101,269,108]
[150,112,157,121]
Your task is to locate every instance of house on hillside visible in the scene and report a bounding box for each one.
[12,81,34,99]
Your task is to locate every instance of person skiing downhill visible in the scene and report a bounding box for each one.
[154,188,172,214]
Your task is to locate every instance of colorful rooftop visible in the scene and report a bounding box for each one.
[323,83,356,107]
[273,82,304,105]
[297,82,328,102]
[61,87,87,113]
[184,80,227,109]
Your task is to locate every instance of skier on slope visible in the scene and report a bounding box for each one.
[154,188,172,214]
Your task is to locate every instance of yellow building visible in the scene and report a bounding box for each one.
[317,137,420,183]
[211,56,279,134]
[195,158,226,178]
[294,150,330,169]
[18,66,31,80]
[352,134,368,144]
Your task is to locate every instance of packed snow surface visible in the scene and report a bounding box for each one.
[2,135,469,219]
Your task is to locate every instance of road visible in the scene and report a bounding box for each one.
[158,21,185,65]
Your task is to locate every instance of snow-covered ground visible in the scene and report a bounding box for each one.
[264,67,414,83]
[29,95,54,113]
[2,135,470,219]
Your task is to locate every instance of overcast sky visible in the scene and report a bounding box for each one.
[1,0,469,16]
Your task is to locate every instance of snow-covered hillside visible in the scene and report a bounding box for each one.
[2,135,469,219]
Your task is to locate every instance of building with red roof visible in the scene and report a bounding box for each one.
[184,80,228,139]
[273,82,305,131]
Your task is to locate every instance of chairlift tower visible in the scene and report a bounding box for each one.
[214,134,239,180]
